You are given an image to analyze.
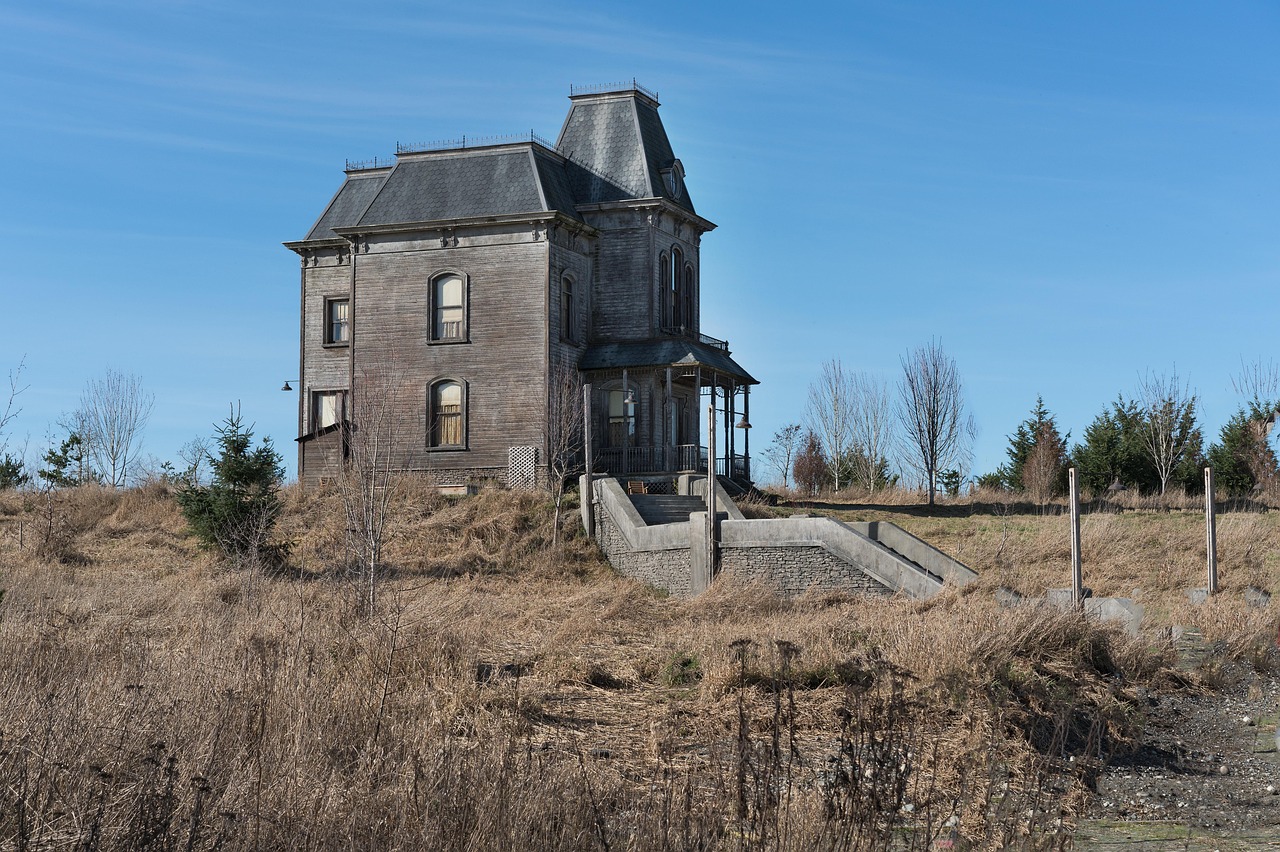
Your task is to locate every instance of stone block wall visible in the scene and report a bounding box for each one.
[592,502,692,596]
[720,546,892,598]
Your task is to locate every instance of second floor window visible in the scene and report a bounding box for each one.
[561,276,575,342]
[432,274,465,341]
[325,298,349,345]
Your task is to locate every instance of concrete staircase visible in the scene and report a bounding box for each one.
[630,494,706,526]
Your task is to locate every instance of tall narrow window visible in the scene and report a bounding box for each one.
[429,380,465,448]
[325,298,349,345]
[683,264,695,332]
[670,247,684,329]
[606,389,636,447]
[432,274,465,341]
[659,252,670,329]
[561,276,575,342]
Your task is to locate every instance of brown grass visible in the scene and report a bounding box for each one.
[0,482,1265,849]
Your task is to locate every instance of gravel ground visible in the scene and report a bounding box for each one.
[1077,658,1280,848]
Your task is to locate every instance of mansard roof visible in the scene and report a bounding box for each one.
[295,84,704,244]
[556,88,697,214]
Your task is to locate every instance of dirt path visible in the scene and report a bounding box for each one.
[1076,635,1280,849]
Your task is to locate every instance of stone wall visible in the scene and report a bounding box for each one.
[592,501,692,596]
[720,546,892,598]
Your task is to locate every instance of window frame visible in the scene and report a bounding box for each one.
[604,386,637,449]
[429,271,469,344]
[311,389,347,433]
[426,378,468,450]
[323,297,350,347]
[560,274,577,343]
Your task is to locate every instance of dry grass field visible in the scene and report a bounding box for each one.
[0,482,1276,850]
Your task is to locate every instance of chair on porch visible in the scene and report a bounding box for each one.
[626,480,648,495]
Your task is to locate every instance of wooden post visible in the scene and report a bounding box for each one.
[706,404,717,580]
[1205,466,1218,595]
[621,368,629,476]
[665,367,673,473]
[583,383,594,540]
[1069,467,1083,608]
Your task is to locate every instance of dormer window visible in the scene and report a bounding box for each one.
[662,160,685,200]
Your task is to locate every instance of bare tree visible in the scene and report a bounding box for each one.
[545,363,585,548]
[896,340,974,506]
[80,368,154,487]
[793,430,829,497]
[806,359,855,491]
[849,372,894,493]
[340,366,407,612]
[1135,369,1199,495]
[0,357,26,446]
[1232,358,1280,416]
[760,423,802,489]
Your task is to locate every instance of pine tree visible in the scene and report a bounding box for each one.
[177,410,285,563]
[1002,397,1068,494]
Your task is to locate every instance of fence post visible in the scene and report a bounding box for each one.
[1069,467,1083,609]
[1205,466,1218,595]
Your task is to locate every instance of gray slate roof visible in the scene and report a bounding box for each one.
[299,89,700,242]
[304,170,389,241]
[579,339,756,384]
[555,93,697,213]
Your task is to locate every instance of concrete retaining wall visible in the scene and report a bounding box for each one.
[581,475,973,600]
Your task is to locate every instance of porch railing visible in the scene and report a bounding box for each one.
[594,444,706,475]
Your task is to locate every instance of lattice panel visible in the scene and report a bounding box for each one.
[508,446,538,490]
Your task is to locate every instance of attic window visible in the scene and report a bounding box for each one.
[663,160,685,199]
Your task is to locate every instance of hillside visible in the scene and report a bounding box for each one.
[0,483,1276,850]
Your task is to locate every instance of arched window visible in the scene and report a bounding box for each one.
[428,380,466,448]
[606,387,636,448]
[670,247,684,329]
[683,263,695,332]
[659,252,670,329]
[431,273,466,342]
[561,275,576,342]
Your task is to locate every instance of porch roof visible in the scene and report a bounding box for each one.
[579,338,757,384]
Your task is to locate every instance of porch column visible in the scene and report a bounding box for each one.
[728,379,736,470]
[665,367,673,473]
[743,385,751,482]
[694,366,702,472]
[621,368,629,476]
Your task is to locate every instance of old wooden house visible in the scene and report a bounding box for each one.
[285,83,756,489]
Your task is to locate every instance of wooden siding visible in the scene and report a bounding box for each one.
[584,212,654,342]
[348,233,551,475]
[301,260,351,435]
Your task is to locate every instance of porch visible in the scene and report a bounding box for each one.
[579,333,757,485]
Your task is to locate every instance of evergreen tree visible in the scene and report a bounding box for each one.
[1071,398,1154,494]
[1002,397,1068,494]
[38,431,93,488]
[177,410,285,562]
[0,453,27,489]
[1208,409,1278,495]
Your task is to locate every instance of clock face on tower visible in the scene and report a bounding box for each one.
[664,160,685,200]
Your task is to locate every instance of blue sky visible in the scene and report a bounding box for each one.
[2,1,1277,484]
